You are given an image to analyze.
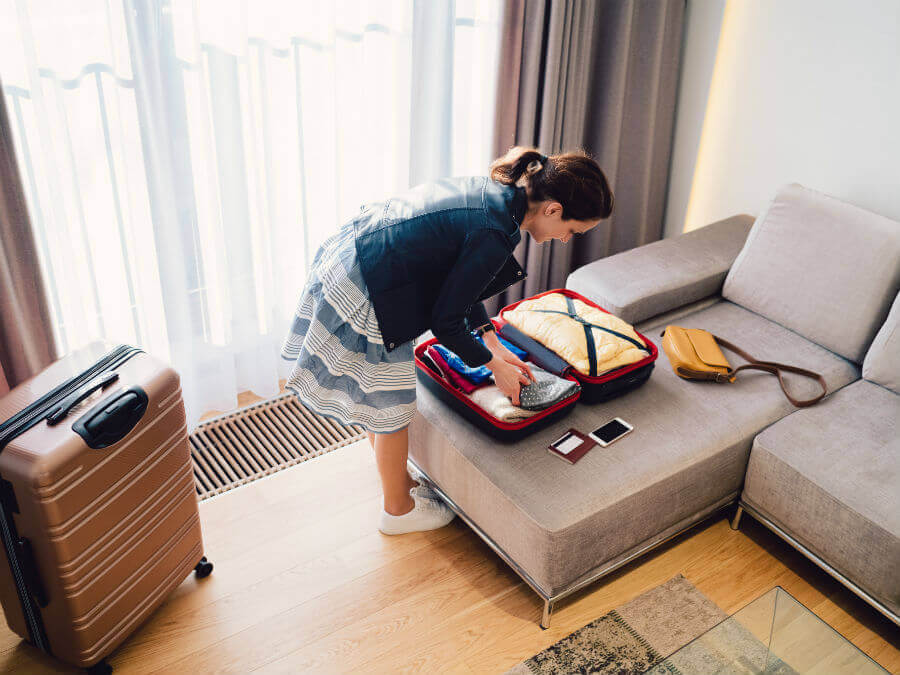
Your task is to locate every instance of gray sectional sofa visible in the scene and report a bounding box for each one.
[408,183,900,629]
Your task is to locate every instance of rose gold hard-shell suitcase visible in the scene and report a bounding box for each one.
[0,342,212,673]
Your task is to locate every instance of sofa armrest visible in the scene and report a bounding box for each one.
[565,214,755,324]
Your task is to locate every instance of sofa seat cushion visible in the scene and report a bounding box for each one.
[742,379,900,617]
[409,300,860,596]
[722,183,900,363]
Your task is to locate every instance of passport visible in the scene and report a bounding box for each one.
[547,428,596,464]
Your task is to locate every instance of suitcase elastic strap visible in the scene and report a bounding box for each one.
[524,296,647,377]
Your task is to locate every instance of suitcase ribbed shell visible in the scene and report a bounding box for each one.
[0,342,205,668]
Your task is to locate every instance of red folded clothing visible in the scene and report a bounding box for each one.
[425,345,485,394]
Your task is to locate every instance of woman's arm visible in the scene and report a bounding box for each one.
[466,301,491,332]
[430,229,510,367]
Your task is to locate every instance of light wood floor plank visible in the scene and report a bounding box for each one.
[254,527,524,673]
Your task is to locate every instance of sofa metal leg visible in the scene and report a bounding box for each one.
[540,599,554,629]
[730,505,743,531]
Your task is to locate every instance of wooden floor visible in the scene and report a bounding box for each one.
[2,438,898,674]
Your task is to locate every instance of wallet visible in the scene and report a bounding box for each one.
[547,428,596,464]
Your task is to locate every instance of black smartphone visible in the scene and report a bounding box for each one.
[587,417,634,447]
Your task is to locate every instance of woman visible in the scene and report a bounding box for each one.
[280,146,614,535]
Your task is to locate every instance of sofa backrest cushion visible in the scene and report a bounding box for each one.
[722,183,900,363]
[863,291,900,393]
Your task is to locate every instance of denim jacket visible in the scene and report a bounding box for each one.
[352,176,528,366]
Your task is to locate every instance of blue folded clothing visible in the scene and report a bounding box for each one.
[478,334,528,360]
[432,345,493,383]
[432,334,529,384]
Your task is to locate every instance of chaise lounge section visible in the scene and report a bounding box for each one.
[738,291,900,622]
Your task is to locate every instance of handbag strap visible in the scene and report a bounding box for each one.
[523,296,647,377]
[712,334,827,407]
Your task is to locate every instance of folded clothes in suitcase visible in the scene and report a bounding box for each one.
[0,342,212,673]
[414,288,658,440]
[497,288,658,404]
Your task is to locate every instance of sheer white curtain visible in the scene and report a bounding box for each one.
[0,0,502,428]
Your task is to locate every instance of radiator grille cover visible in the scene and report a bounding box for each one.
[190,393,365,500]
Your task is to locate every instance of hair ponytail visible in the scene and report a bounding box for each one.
[489,147,548,186]
[489,145,614,221]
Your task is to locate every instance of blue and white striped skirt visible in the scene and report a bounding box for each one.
[279,221,418,434]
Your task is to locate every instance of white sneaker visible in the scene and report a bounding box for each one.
[409,482,440,502]
[406,460,441,501]
[378,492,456,535]
[406,459,427,483]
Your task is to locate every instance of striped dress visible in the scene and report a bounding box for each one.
[279,219,418,434]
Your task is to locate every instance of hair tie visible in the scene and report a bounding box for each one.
[525,153,550,176]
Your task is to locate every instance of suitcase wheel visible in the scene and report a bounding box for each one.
[194,556,214,579]
[86,659,112,674]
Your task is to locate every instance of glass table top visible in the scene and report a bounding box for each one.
[642,586,889,674]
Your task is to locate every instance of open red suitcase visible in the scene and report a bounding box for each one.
[414,288,658,441]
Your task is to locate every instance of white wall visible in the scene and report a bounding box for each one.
[663,0,900,237]
[663,0,726,238]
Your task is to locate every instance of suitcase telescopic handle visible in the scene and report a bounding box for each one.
[45,371,120,426]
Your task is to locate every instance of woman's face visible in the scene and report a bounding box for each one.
[524,200,599,244]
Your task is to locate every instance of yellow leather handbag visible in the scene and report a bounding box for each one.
[659,326,827,407]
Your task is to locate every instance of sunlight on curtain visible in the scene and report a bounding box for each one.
[0,0,502,427]
[452,0,502,176]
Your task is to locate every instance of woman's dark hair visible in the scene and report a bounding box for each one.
[489,146,613,221]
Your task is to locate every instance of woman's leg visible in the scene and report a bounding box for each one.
[370,426,418,515]
[368,431,417,494]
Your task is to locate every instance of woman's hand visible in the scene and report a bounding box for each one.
[487,355,533,405]
[484,336,535,405]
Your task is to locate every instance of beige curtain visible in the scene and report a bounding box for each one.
[0,78,57,391]
[486,0,685,314]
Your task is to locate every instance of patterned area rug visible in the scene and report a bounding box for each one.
[503,574,788,675]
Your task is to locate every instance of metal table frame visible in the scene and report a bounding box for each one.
[731,501,900,628]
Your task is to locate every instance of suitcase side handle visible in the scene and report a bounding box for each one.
[14,537,48,607]
[45,372,120,426]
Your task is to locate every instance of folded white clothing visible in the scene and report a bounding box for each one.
[467,385,541,422]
